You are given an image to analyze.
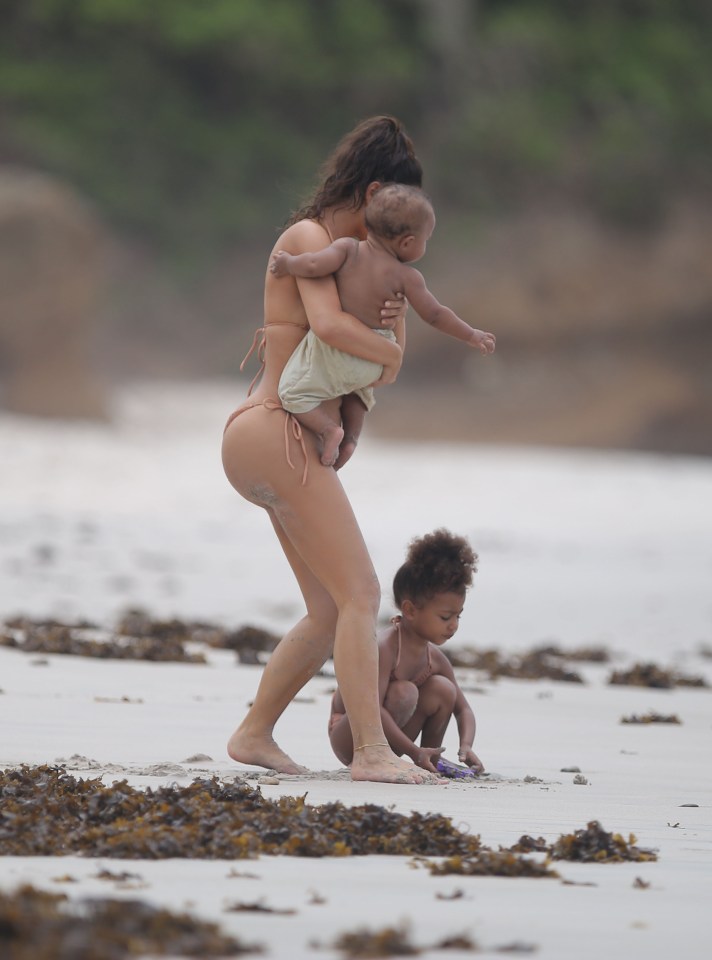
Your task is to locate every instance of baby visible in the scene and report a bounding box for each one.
[270,183,496,466]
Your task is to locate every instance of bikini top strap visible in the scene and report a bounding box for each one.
[390,616,402,670]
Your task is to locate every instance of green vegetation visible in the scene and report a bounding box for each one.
[1,0,710,256]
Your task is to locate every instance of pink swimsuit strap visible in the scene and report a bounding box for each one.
[239,322,309,396]
[389,616,433,688]
[223,397,309,486]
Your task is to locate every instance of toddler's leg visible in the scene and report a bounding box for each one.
[294,404,344,467]
[402,675,457,749]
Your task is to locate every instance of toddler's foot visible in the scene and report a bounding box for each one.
[318,424,344,467]
[351,743,446,785]
[227,728,308,775]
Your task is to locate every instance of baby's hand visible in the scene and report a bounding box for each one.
[458,746,484,773]
[269,250,291,277]
[469,329,496,355]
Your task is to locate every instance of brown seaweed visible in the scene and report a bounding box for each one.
[0,765,483,861]
[1,612,279,665]
[426,851,557,878]
[445,646,583,683]
[548,821,657,863]
[332,923,421,957]
[608,662,708,689]
[620,712,682,724]
[0,883,258,959]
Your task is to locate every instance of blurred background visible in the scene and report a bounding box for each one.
[1,0,711,454]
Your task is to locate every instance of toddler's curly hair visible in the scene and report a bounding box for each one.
[392,529,478,608]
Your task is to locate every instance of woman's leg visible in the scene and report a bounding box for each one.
[223,407,440,783]
[227,510,339,773]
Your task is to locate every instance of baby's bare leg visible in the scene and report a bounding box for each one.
[294,404,344,467]
[334,393,367,471]
[383,680,419,733]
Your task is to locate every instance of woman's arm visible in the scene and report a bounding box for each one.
[297,275,403,374]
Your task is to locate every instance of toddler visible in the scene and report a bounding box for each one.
[328,528,484,777]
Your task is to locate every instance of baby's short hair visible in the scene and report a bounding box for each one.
[365,183,433,240]
[393,528,478,608]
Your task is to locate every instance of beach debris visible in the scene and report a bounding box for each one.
[523,775,544,783]
[445,645,584,683]
[183,753,214,762]
[224,899,296,915]
[0,612,285,664]
[0,883,259,958]
[608,662,708,689]
[435,932,478,951]
[308,889,327,904]
[560,766,581,772]
[494,943,538,954]
[620,711,681,724]
[572,774,589,785]
[679,803,699,807]
[633,877,651,889]
[331,922,422,957]
[667,822,680,828]
[435,888,466,900]
[511,835,549,854]
[427,851,557,879]
[95,868,143,882]
[0,765,485,860]
[0,617,205,663]
[549,821,657,862]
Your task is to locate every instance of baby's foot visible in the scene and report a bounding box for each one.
[319,424,344,467]
[333,437,357,471]
[227,728,308,775]
[350,744,446,785]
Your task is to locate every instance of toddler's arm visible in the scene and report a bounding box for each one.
[403,269,496,355]
[270,238,352,279]
[435,652,485,772]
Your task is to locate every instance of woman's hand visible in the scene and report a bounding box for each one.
[380,292,408,330]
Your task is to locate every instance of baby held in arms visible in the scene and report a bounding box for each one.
[270,183,496,467]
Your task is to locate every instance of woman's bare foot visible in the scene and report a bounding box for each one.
[227,728,308,775]
[350,743,446,784]
[318,424,344,466]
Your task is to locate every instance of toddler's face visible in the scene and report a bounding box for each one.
[409,590,465,644]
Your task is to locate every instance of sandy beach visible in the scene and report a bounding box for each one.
[1,380,711,959]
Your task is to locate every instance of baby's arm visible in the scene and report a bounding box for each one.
[270,237,353,279]
[403,269,496,355]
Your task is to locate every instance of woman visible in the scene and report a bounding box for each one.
[222,116,441,784]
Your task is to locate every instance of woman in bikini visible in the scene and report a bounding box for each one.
[222,116,442,784]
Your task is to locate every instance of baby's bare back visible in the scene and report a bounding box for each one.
[335,243,408,328]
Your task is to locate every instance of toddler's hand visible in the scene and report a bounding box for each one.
[414,746,445,773]
[469,328,496,355]
[458,747,484,773]
[269,250,291,277]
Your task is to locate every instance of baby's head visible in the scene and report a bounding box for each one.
[393,529,478,644]
[365,183,435,263]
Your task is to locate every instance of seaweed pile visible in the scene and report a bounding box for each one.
[0,613,280,665]
[446,645,584,683]
[0,884,256,959]
[0,618,205,664]
[0,765,484,860]
[608,662,708,689]
[549,821,657,863]
[427,850,556,879]
[620,712,682,724]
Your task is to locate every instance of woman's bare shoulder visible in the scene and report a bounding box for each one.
[276,218,331,254]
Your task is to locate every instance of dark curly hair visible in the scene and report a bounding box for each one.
[286,116,422,226]
[392,529,478,609]
[365,183,434,240]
